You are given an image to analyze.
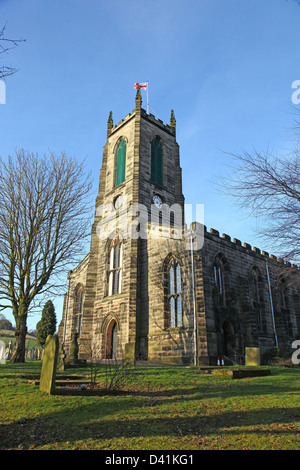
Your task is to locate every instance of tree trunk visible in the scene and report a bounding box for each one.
[10,311,28,363]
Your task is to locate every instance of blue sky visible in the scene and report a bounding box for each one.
[1,0,300,330]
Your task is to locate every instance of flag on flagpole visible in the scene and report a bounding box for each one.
[134,82,148,90]
[134,81,149,114]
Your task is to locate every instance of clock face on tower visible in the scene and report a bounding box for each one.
[114,195,123,209]
[152,195,163,208]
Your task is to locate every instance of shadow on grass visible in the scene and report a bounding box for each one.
[0,401,299,450]
[1,364,299,449]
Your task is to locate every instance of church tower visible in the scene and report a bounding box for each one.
[59,88,194,363]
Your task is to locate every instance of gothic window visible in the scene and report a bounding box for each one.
[213,256,225,306]
[115,139,126,186]
[278,279,292,336]
[168,258,183,328]
[278,279,288,310]
[250,267,263,331]
[108,239,123,296]
[74,285,84,336]
[214,264,223,297]
[151,138,163,186]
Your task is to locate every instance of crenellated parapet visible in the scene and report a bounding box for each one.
[202,225,299,271]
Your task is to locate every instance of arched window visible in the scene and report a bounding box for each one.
[115,140,126,186]
[277,278,293,335]
[250,267,263,331]
[108,239,123,296]
[213,256,225,307]
[278,279,288,310]
[74,285,84,336]
[251,268,260,304]
[168,258,183,328]
[151,138,163,186]
[214,263,223,297]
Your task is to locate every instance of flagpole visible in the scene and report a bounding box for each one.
[147,80,149,114]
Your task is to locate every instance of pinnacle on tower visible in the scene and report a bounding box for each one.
[170,109,176,128]
[135,86,142,109]
[107,111,113,137]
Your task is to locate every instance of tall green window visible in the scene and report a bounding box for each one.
[116,139,126,186]
[151,138,163,186]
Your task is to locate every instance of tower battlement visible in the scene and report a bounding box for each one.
[204,225,297,269]
[107,88,176,139]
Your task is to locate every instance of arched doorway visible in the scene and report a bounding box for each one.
[105,319,118,359]
[111,322,118,359]
[222,319,235,357]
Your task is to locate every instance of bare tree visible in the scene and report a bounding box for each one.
[0,23,25,80]
[0,150,93,362]
[219,148,300,265]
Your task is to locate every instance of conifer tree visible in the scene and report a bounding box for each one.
[36,300,57,348]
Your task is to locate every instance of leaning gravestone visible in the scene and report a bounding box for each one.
[39,334,59,394]
[0,340,6,364]
[245,347,261,366]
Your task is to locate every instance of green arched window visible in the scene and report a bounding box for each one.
[116,140,126,186]
[151,138,163,186]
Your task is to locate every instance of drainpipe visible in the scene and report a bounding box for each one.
[265,259,278,348]
[190,234,197,366]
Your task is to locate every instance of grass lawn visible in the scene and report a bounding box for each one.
[0,361,299,450]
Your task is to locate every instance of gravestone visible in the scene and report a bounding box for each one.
[125,342,136,365]
[245,347,261,366]
[6,341,12,360]
[0,340,6,364]
[65,332,86,368]
[39,334,59,394]
[57,343,66,371]
[69,332,79,361]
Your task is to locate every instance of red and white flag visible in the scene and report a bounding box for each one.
[134,82,148,91]
[134,81,149,113]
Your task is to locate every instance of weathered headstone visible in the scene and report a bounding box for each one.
[125,342,135,365]
[0,340,6,364]
[57,343,66,371]
[39,334,59,394]
[69,332,79,361]
[6,341,12,360]
[245,347,261,366]
[65,332,86,368]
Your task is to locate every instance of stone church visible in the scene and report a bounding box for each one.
[58,88,300,365]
